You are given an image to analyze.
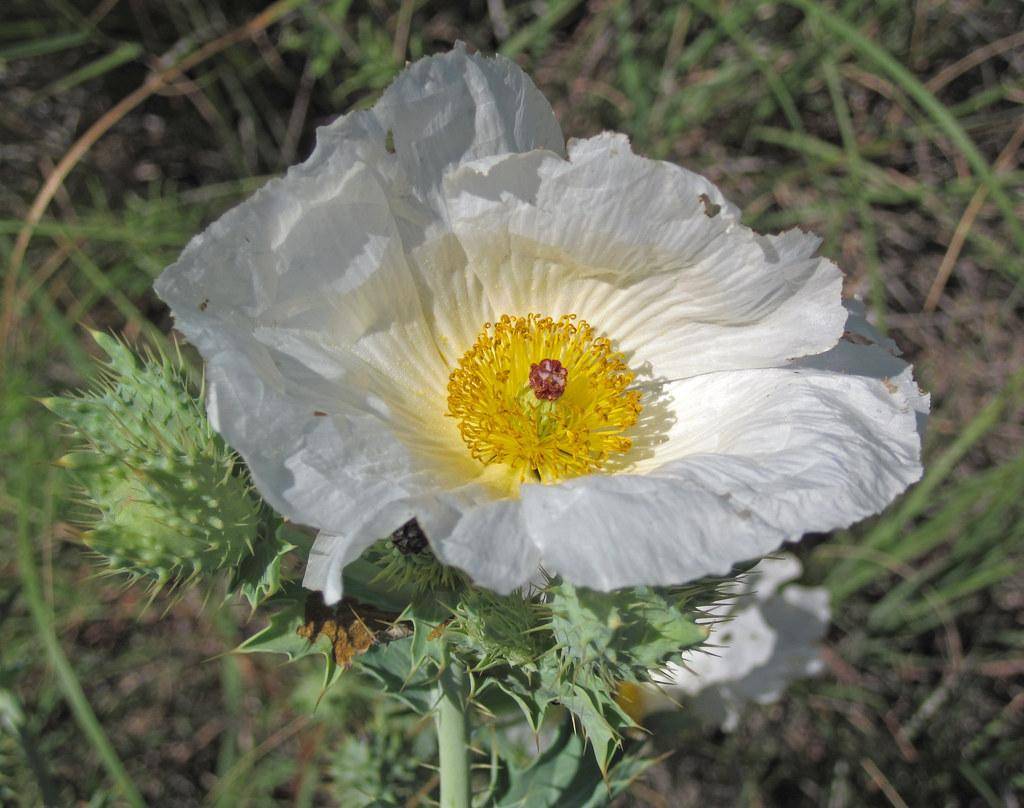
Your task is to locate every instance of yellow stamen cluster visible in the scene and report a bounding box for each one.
[447,314,642,485]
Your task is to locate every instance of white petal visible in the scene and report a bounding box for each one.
[523,344,924,590]
[442,134,846,377]
[697,583,831,730]
[427,497,542,594]
[157,142,449,532]
[700,553,805,620]
[154,47,568,563]
[302,531,379,605]
[522,472,786,591]
[794,299,930,442]
[672,606,779,697]
[373,42,563,198]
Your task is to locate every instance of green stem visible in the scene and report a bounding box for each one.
[213,604,242,803]
[14,479,144,808]
[435,650,472,808]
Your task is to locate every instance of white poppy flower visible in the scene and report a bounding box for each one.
[155,45,927,604]
[633,554,831,730]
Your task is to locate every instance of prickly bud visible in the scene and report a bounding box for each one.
[548,581,710,683]
[43,332,260,591]
[366,527,464,597]
[451,588,548,668]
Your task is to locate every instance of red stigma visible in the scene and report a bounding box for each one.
[529,358,568,401]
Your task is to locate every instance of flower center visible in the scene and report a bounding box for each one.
[529,358,567,401]
[446,314,642,485]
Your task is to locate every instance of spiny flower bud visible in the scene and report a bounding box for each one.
[548,581,712,684]
[42,331,260,592]
[451,588,548,668]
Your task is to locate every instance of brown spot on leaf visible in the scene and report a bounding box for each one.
[313,410,327,417]
[882,378,899,394]
[384,129,396,154]
[198,298,209,311]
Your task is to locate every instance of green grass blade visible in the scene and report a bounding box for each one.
[0,218,192,245]
[959,761,1004,808]
[13,469,145,807]
[827,367,1024,602]
[500,0,586,58]
[789,0,1024,257]
[865,455,1024,630]
[42,41,144,97]
[0,30,90,61]
[691,0,804,133]
[822,57,885,329]
[0,688,59,804]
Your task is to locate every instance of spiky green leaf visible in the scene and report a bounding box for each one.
[231,523,297,609]
[550,582,708,680]
[490,720,651,807]
[235,592,325,663]
[356,636,438,714]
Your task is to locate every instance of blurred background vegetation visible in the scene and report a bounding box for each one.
[1,0,1022,805]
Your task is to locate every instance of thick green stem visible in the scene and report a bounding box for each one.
[435,651,472,808]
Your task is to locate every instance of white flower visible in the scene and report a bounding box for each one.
[635,554,831,731]
[155,45,927,604]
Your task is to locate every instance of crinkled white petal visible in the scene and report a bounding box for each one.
[155,47,565,602]
[438,134,846,377]
[795,299,929,442]
[643,555,831,730]
[373,42,564,198]
[302,531,379,606]
[159,153,441,547]
[426,497,542,594]
[518,313,926,591]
